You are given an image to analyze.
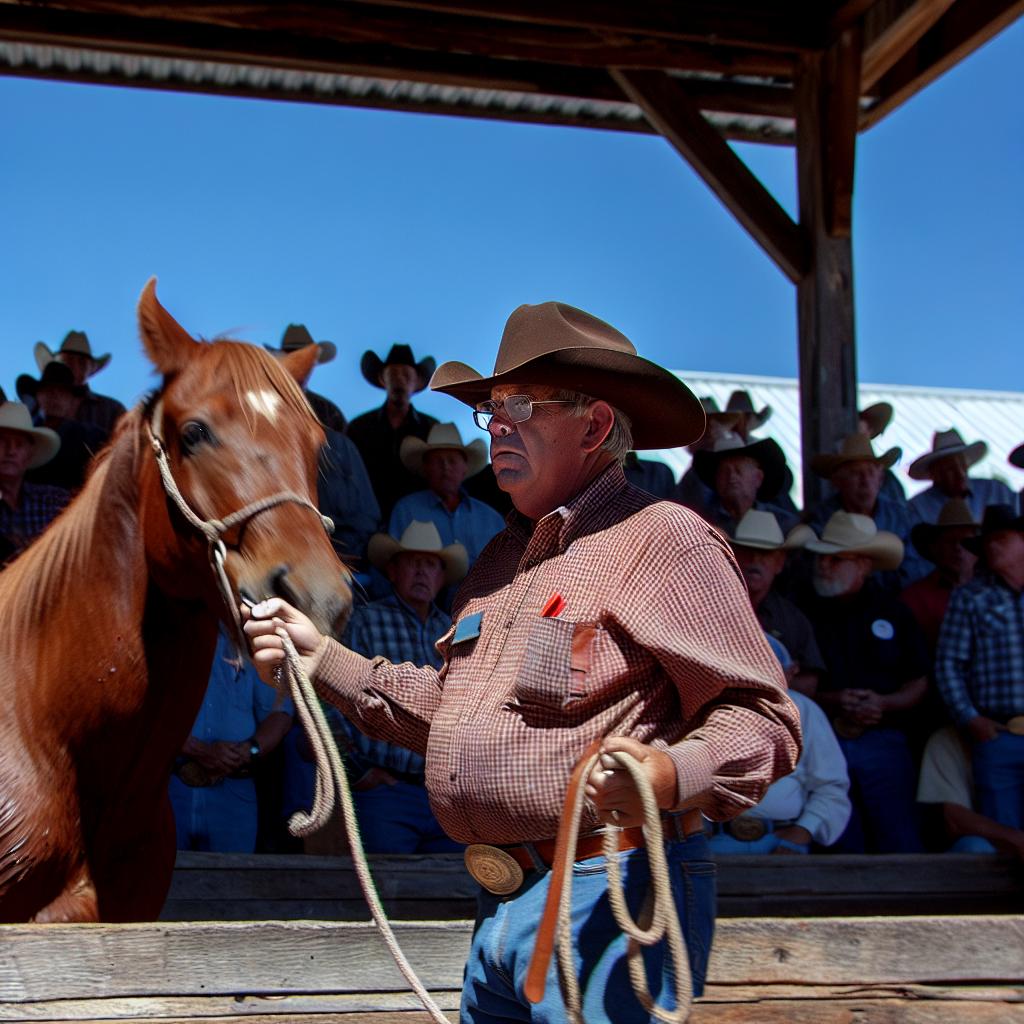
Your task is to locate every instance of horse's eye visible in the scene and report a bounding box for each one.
[180,421,216,453]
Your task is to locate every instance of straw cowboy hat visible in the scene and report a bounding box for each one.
[810,433,901,478]
[367,520,469,586]
[699,396,741,430]
[859,402,893,439]
[910,498,979,563]
[16,360,87,403]
[728,509,813,552]
[400,422,488,479]
[692,432,787,499]
[961,504,1024,558]
[0,401,61,469]
[429,302,705,450]
[1009,443,1024,470]
[264,324,337,364]
[725,390,771,432]
[804,511,904,572]
[361,343,436,392]
[909,428,987,481]
[34,330,111,375]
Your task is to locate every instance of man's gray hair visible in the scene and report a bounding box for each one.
[551,389,634,464]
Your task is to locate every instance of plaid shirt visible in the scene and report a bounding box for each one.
[314,463,800,845]
[936,573,1024,725]
[0,482,71,559]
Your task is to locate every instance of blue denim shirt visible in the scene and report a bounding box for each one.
[389,487,505,567]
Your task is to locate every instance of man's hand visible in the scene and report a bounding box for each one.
[584,736,678,829]
[967,715,1004,744]
[772,824,812,854]
[242,597,325,687]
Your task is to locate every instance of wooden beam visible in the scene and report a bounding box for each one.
[822,23,863,236]
[861,0,958,90]
[611,69,808,283]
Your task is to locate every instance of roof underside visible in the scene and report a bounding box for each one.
[0,1,1020,145]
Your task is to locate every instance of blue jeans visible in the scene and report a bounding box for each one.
[353,780,464,854]
[973,731,1024,831]
[461,832,716,1023]
[949,835,997,854]
[834,728,924,853]
[169,774,258,853]
[709,830,809,856]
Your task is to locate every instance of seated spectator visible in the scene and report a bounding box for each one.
[858,401,906,503]
[16,361,107,492]
[917,725,1024,857]
[908,428,1018,525]
[691,432,798,536]
[623,451,675,500]
[724,389,798,515]
[673,396,741,514]
[802,511,927,853]
[727,509,824,697]
[0,400,69,562]
[265,324,347,433]
[330,521,467,854]
[169,627,294,853]
[710,636,851,855]
[34,330,126,433]
[936,505,1024,832]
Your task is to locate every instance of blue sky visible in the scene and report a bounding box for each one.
[1,19,1021,428]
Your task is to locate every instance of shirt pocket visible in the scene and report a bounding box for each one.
[513,617,601,711]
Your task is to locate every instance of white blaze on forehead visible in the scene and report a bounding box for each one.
[246,389,281,422]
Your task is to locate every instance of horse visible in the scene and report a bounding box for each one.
[0,280,351,922]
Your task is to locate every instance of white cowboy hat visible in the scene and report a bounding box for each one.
[810,433,901,478]
[804,511,904,571]
[908,428,987,481]
[34,330,111,375]
[728,509,813,552]
[0,401,61,469]
[400,422,488,479]
[264,324,337,365]
[367,520,469,585]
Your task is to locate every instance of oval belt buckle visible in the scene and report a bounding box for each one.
[464,844,525,895]
[729,815,767,842]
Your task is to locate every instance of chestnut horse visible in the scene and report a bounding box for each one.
[0,281,350,922]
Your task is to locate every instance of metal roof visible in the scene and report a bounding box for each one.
[647,371,1024,508]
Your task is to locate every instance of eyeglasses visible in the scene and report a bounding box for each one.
[472,395,574,431]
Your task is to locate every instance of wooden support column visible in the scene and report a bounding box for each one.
[795,26,862,509]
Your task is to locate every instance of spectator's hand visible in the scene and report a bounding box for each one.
[849,690,884,726]
[839,689,867,714]
[585,736,678,829]
[772,825,812,853]
[966,715,1004,744]
[352,766,398,792]
[242,597,324,687]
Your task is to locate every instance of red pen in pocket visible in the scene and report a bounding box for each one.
[540,592,565,618]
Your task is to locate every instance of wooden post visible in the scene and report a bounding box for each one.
[795,27,862,510]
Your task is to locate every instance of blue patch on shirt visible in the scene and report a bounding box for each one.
[452,611,483,645]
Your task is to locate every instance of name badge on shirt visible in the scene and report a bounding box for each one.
[452,611,483,645]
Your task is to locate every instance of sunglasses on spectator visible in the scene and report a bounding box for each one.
[472,395,574,431]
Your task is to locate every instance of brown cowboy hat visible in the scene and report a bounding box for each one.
[961,504,1024,557]
[727,509,813,552]
[909,428,987,481]
[400,422,488,479]
[859,402,893,439]
[361,343,436,393]
[264,324,337,365]
[367,520,468,586]
[692,433,787,499]
[725,390,771,432]
[430,302,705,450]
[16,360,88,402]
[700,396,741,430]
[910,498,979,563]
[804,511,904,571]
[34,330,111,375]
[810,433,901,478]
[0,401,61,469]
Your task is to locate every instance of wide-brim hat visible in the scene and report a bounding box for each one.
[400,422,488,479]
[0,401,61,469]
[367,520,468,586]
[810,433,901,478]
[16,360,88,402]
[264,323,337,365]
[700,396,741,430]
[361,343,436,392]
[725,390,771,432]
[693,433,786,499]
[961,504,1024,557]
[728,508,813,552]
[804,511,904,571]
[910,498,979,563]
[859,402,893,439]
[429,302,705,451]
[34,330,111,375]
[909,428,987,481]
[1009,443,1024,470]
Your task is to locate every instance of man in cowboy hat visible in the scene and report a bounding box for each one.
[672,396,739,512]
[722,389,798,515]
[245,300,799,1021]
[936,505,1024,832]
[328,521,468,854]
[391,422,504,574]
[727,509,824,698]
[0,400,69,562]
[34,330,126,435]
[347,343,439,521]
[857,401,906,503]
[800,512,927,853]
[265,324,347,433]
[908,428,1018,526]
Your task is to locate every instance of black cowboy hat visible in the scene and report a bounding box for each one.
[961,504,1024,557]
[16,360,88,401]
[264,324,337,364]
[693,434,787,500]
[361,343,436,393]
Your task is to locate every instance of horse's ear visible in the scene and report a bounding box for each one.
[279,345,320,387]
[137,278,200,375]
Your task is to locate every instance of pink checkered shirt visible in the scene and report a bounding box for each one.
[315,464,801,845]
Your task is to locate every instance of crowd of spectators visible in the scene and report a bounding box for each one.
[2,329,1022,861]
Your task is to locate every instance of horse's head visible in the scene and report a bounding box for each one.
[136,279,350,636]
